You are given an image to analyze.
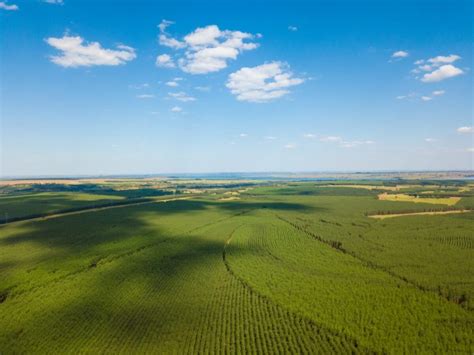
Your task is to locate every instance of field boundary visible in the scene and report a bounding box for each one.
[221,224,371,353]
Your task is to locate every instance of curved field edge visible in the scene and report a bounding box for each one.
[222,225,368,353]
[224,212,474,353]
[0,205,367,353]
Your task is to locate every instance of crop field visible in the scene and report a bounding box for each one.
[378,193,461,205]
[0,179,473,353]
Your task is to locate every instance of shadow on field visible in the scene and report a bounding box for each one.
[0,196,357,353]
[0,199,320,248]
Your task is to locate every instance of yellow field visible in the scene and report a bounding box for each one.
[320,184,430,191]
[369,210,472,219]
[319,184,399,191]
[378,193,461,206]
[218,196,240,201]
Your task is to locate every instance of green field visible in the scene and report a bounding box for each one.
[0,181,473,353]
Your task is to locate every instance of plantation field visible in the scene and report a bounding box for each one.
[0,192,125,222]
[0,180,473,353]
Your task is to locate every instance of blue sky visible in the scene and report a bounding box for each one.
[1,0,472,177]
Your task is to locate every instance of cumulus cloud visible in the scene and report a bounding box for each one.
[156,20,259,74]
[421,64,463,83]
[421,96,432,101]
[226,62,304,103]
[392,50,409,58]
[432,90,445,96]
[0,1,18,10]
[136,94,155,99]
[288,26,298,32]
[412,54,464,83]
[43,0,63,4]
[170,106,182,112]
[284,144,296,149]
[457,126,474,134]
[168,91,196,102]
[239,133,248,137]
[303,133,316,139]
[425,138,437,142]
[156,54,175,68]
[46,35,136,67]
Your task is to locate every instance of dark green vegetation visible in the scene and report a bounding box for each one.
[0,180,473,353]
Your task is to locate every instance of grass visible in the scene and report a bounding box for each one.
[0,181,473,352]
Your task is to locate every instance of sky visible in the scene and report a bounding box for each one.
[0,0,473,177]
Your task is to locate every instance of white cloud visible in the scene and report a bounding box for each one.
[432,90,445,96]
[467,148,474,153]
[156,54,175,68]
[288,26,298,32]
[158,19,174,33]
[421,96,432,101]
[303,133,316,139]
[264,136,277,140]
[284,144,296,149]
[392,50,409,58]
[158,20,186,49]
[340,140,375,148]
[425,138,437,142]
[239,133,248,137]
[46,35,136,67]
[136,94,155,99]
[0,1,18,10]
[165,78,182,87]
[226,62,304,103]
[129,83,149,89]
[396,95,406,100]
[412,54,463,83]
[166,81,179,87]
[428,54,461,64]
[43,0,63,4]
[157,21,259,74]
[170,106,182,112]
[421,64,463,83]
[168,91,196,102]
[457,126,474,134]
[319,135,374,148]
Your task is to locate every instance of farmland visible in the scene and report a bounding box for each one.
[0,178,473,353]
